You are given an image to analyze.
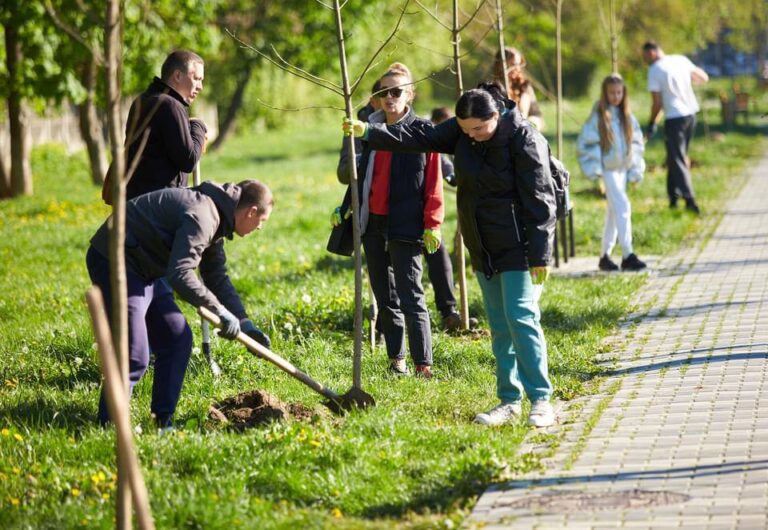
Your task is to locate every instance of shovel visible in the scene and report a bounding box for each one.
[198,306,375,413]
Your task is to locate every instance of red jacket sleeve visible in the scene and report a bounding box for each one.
[423,151,444,230]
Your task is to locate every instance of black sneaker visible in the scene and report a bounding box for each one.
[621,253,647,271]
[442,312,479,331]
[685,199,700,215]
[599,255,619,271]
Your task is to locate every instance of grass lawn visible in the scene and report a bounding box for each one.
[0,102,764,529]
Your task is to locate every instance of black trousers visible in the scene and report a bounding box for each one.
[664,115,697,202]
[363,214,432,366]
[424,239,457,318]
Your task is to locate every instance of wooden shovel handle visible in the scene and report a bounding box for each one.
[198,306,339,401]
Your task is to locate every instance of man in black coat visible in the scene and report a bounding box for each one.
[102,50,208,203]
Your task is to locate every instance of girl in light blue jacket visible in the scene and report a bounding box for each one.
[577,73,647,271]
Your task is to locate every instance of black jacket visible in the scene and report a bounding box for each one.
[90,182,247,318]
[337,108,436,243]
[124,77,207,200]
[366,102,556,276]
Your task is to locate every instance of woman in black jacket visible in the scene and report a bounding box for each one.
[343,82,556,427]
[335,63,444,378]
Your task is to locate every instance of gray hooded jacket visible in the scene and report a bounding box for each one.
[90,181,247,318]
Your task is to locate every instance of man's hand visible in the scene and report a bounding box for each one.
[529,266,550,285]
[330,206,352,227]
[240,319,271,349]
[342,117,367,137]
[423,228,441,254]
[216,306,240,340]
[644,122,658,141]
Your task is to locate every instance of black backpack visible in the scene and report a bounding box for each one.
[510,128,572,221]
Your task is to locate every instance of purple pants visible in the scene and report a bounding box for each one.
[86,246,193,426]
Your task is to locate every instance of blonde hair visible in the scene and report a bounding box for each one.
[380,62,414,102]
[597,73,633,154]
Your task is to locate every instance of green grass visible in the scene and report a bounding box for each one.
[0,105,764,528]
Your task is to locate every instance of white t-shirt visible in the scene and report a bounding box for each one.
[647,55,699,119]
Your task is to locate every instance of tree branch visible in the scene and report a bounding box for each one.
[414,0,453,31]
[269,44,343,91]
[253,97,345,112]
[350,0,414,94]
[43,0,103,64]
[458,20,495,59]
[226,29,343,96]
[458,0,490,32]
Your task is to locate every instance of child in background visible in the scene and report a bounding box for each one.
[577,73,647,272]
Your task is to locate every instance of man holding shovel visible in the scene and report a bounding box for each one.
[87,180,273,429]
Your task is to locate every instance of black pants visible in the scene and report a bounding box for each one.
[363,214,432,366]
[424,239,457,318]
[665,115,697,202]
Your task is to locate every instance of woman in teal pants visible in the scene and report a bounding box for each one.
[343,81,556,427]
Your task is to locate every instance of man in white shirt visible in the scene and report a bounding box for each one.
[643,41,709,213]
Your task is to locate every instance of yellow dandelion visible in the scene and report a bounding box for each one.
[102,493,110,500]
[14,433,23,442]
[1,428,9,436]
[71,488,81,497]
[91,473,101,484]
[10,497,20,506]
[309,439,321,448]
[12,467,21,475]
[331,508,343,518]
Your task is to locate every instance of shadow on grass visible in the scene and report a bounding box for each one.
[361,463,497,519]
[540,304,624,334]
[0,396,94,430]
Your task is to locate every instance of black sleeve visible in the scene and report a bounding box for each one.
[336,136,363,185]
[157,101,207,173]
[512,128,557,266]
[199,241,248,320]
[366,118,460,155]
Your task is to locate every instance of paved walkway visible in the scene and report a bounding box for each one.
[466,153,768,529]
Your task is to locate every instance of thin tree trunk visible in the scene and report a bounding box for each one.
[78,56,108,185]
[209,63,253,152]
[496,0,511,96]
[5,23,32,197]
[609,0,618,73]
[332,0,365,390]
[0,151,10,198]
[452,0,470,331]
[105,0,130,527]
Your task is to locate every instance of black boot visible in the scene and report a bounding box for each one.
[685,198,700,215]
[599,254,619,271]
[621,253,647,271]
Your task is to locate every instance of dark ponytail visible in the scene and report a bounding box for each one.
[455,81,506,120]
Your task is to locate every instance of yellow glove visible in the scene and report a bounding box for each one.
[342,117,367,137]
[423,228,441,254]
[529,266,550,285]
[330,206,352,227]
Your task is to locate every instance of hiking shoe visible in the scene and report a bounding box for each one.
[414,364,433,379]
[474,402,522,426]
[621,253,647,271]
[685,199,701,215]
[442,312,479,331]
[528,400,555,427]
[598,254,619,271]
[388,358,410,376]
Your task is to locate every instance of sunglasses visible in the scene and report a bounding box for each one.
[378,87,404,98]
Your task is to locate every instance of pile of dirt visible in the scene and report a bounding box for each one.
[209,389,317,430]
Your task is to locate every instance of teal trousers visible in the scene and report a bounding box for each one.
[476,270,553,403]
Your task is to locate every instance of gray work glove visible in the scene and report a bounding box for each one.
[240,319,271,349]
[216,307,241,340]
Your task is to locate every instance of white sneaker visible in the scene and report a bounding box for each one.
[474,402,522,426]
[528,400,555,427]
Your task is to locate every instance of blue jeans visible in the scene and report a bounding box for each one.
[476,270,553,403]
[86,246,193,425]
